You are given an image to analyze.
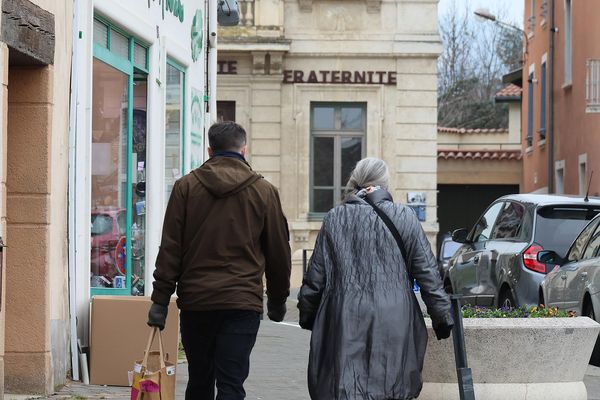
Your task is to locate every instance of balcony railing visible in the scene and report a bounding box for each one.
[239,0,255,26]
[586,59,600,113]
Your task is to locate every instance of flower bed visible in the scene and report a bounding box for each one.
[461,305,576,318]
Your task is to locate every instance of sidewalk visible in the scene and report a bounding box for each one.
[9,296,600,399]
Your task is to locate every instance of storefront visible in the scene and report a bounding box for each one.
[70,0,211,348]
[217,0,441,287]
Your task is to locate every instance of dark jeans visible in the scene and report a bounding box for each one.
[180,309,260,400]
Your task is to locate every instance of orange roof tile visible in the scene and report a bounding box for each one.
[495,83,522,99]
[438,149,523,161]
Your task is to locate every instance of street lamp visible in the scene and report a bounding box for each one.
[474,8,528,56]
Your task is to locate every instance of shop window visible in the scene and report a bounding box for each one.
[165,61,185,207]
[91,17,148,296]
[217,101,236,122]
[310,103,366,214]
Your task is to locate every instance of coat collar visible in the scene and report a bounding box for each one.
[345,188,394,205]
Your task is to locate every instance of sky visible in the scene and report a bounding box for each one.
[438,0,524,28]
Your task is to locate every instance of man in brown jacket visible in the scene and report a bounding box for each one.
[147,121,291,400]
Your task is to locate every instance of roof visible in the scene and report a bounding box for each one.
[437,149,522,161]
[437,127,509,134]
[495,84,522,102]
[497,193,600,206]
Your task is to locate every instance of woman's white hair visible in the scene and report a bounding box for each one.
[345,157,390,195]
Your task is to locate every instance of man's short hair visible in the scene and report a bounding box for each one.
[208,121,247,152]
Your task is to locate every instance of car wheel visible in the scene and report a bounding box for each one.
[583,300,600,367]
[498,288,516,309]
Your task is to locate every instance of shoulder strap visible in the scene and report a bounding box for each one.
[363,196,411,278]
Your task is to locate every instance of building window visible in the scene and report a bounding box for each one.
[527,71,534,147]
[540,62,547,137]
[579,154,588,195]
[540,0,548,21]
[564,0,572,84]
[217,101,236,122]
[528,0,537,33]
[310,103,366,214]
[555,160,565,194]
[586,59,600,113]
[165,61,185,207]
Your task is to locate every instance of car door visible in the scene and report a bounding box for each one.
[477,201,528,306]
[556,218,600,309]
[563,219,600,311]
[452,201,504,305]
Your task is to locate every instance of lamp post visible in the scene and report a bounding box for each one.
[474,8,528,57]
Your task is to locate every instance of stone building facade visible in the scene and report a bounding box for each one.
[217,0,441,286]
[0,0,73,395]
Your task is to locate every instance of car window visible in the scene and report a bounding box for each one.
[582,221,600,260]
[471,202,504,243]
[535,206,600,259]
[91,214,113,236]
[492,201,525,240]
[442,240,461,259]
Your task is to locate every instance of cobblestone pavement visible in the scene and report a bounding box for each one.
[8,294,600,400]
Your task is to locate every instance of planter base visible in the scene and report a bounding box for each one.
[419,381,587,400]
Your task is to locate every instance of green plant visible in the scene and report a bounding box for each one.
[461,305,576,318]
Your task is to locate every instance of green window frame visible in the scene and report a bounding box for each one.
[91,17,148,296]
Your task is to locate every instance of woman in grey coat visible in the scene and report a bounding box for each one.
[298,157,454,400]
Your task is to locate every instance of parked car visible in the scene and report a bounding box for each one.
[437,234,461,279]
[539,213,600,365]
[445,194,600,308]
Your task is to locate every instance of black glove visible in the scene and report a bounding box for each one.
[147,303,168,330]
[267,300,286,322]
[433,320,454,340]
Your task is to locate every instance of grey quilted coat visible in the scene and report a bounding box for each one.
[298,189,453,400]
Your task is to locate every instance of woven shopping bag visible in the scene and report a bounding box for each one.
[130,327,176,400]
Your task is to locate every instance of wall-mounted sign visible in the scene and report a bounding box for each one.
[282,70,397,85]
[191,9,203,62]
[218,61,238,75]
[147,0,184,22]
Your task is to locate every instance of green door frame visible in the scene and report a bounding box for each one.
[90,29,141,296]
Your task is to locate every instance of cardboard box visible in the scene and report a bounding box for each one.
[89,296,179,386]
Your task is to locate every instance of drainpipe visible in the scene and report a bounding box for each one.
[548,0,556,193]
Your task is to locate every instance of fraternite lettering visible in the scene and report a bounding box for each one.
[282,70,398,85]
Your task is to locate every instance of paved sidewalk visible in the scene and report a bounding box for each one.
[9,297,600,400]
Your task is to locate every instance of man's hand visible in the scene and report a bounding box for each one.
[267,300,286,322]
[147,303,169,330]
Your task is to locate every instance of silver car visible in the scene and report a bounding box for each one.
[539,214,600,365]
[446,194,600,308]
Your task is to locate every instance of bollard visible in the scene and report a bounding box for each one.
[451,294,475,400]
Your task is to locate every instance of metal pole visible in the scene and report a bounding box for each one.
[302,249,308,278]
[451,294,475,400]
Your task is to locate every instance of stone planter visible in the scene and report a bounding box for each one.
[420,317,600,400]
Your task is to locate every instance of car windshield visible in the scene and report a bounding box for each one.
[91,214,113,236]
[535,206,600,257]
[442,241,461,259]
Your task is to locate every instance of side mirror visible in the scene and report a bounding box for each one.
[452,228,470,244]
[537,250,564,266]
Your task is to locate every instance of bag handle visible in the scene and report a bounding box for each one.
[363,195,413,283]
[141,327,166,370]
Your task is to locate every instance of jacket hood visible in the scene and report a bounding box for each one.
[193,156,262,198]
